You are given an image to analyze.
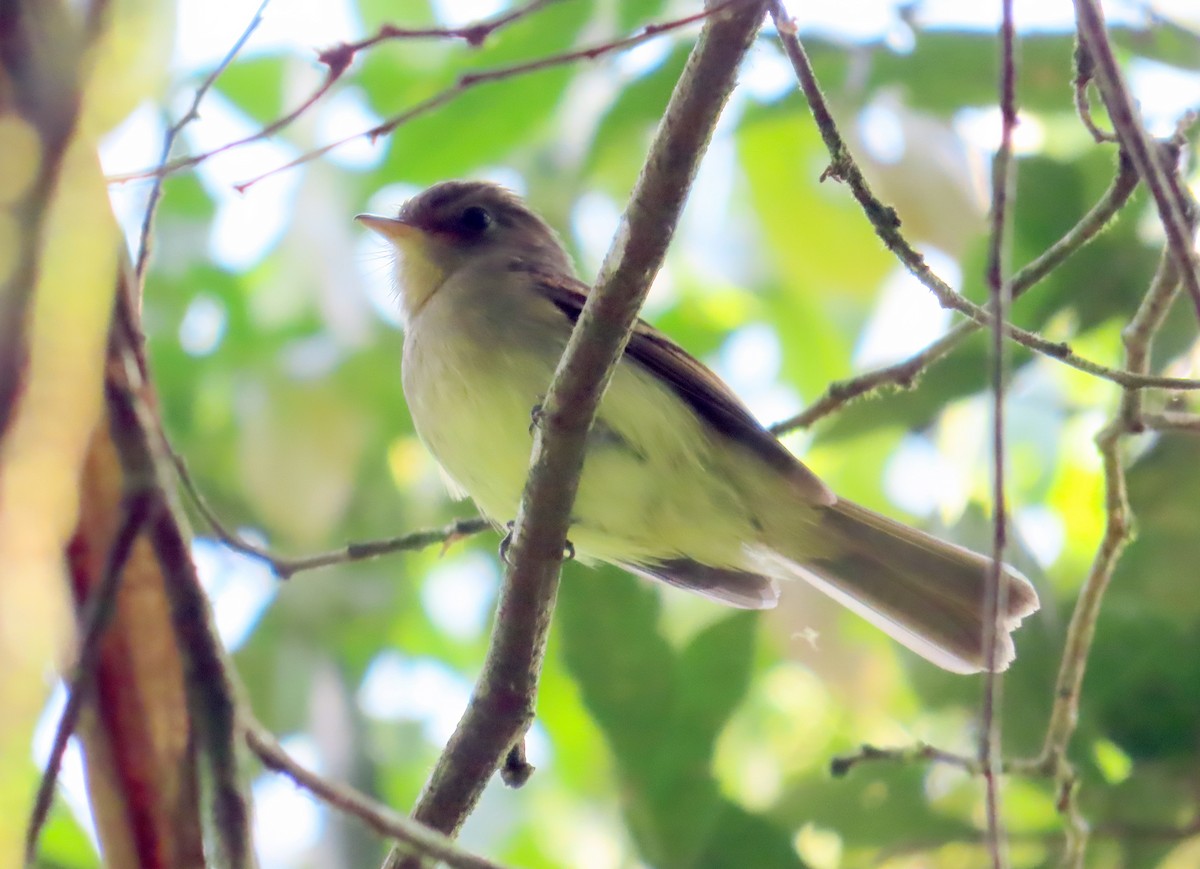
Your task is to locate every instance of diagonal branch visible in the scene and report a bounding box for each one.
[231,0,745,192]
[242,718,509,869]
[133,0,271,298]
[1074,0,1200,322]
[334,0,566,55]
[108,0,743,192]
[384,2,771,865]
[768,5,1200,407]
[170,447,489,578]
[24,492,158,865]
[770,153,1142,433]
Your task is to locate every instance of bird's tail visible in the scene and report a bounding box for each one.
[762,499,1040,673]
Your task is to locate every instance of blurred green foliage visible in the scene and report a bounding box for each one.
[37,3,1200,868]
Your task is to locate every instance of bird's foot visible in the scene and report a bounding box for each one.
[528,397,545,435]
[498,521,575,564]
[499,521,516,564]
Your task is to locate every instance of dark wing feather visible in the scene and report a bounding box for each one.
[527,268,833,505]
[622,559,780,609]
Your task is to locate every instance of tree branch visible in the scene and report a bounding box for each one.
[768,6,1200,419]
[133,0,270,298]
[232,0,745,192]
[830,742,979,778]
[108,0,744,192]
[332,0,566,55]
[384,1,770,865]
[1074,0,1200,323]
[171,447,490,578]
[769,153,1142,432]
[24,492,157,865]
[242,719,509,869]
[1010,240,1186,866]
[1071,42,1117,144]
[112,315,253,868]
[979,3,1018,865]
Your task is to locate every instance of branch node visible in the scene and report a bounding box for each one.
[500,742,535,788]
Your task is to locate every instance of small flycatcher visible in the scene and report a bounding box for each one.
[358,181,1039,674]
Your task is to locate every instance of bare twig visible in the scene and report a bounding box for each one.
[771,3,1200,862]
[1018,249,1186,867]
[1075,0,1200,322]
[768,5,1200,415]
[829,742,979,778]
[385,2,771,865]
[1071,42,1117,143]
[169,448,490,577]
[110,0,569,186]
[232,0,746,192]
[335,0,565,55]
[133,0,270,297]
[24,492,157,865]
[819,235,1195,869]
[979,3,1018,865]
[770,157,1141,433]
[109,0,745,192]
[1036,252,1182,771]
[242,720,508,869]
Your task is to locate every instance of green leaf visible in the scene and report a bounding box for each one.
[700,802,808,869]
[560,567,788,868]
[558,565,674,768]
[674,612,757,755]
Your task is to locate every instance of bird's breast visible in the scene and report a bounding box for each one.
[401,279,559,520]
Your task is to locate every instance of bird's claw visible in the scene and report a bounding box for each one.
[499,521,516,564]
[499,523,574,564]
[528,398,545,435]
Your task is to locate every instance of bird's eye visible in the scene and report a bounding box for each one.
[458,205,492,234]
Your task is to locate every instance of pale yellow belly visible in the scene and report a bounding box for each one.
[401,284,763,569]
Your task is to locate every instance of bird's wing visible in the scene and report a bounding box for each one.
[526,268,834,505]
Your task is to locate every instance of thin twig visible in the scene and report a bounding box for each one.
[242,719,508,869]
[770,4,1200,862]
[24,493,157,866]
[1071,42,1117,143]
[1036,252,1183,771]
[133,0,271,297]
[829,742,979,778]
[769,5,1200,415]
[169,448,490,577]
[386,2,771,865]
[334,0,565,55]
[1075,0,1200,323]
[109,0,746,192]
[1020,249,1186,867]
[233,0,745,192]
[979,2,1018,865]
[770,157,1141,433]
[110,0,573,186]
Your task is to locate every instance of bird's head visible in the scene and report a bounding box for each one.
[357,180,572,318]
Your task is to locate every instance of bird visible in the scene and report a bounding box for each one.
[356,180,1040,674]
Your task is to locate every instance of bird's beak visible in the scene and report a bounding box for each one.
[355,213,418,242]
